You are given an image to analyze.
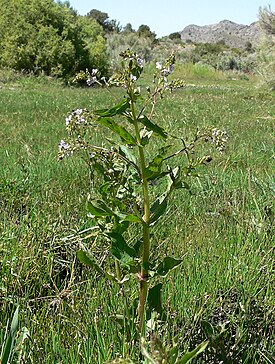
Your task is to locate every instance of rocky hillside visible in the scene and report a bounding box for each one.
[180,20,261,48]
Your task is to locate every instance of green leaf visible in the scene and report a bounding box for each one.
[87,200,114,217]
[169,346,179,364]
[1,306,19,364]
[108,232,137,260]
[119,145,137,164]
[121,214,143,223]
[77,251,116,282]
[156,257,182,277]
[201,320,215,339]
[145,145,171,180]
[150,199,168,225]
[150,172,174,225]
[97,118,136,146]
[147,283,163,318]
[112,219,129,234]
[138,115,167,140]
[176,341,209,364]
[77,250,104,275]
[169,167,190,190]
[94,98,130,117]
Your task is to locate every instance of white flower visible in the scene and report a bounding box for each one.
[73,109,83,116]
[156,61,162,70]
[87,76,97,86]
[65,114,72,126]
[90,152,96,159]
[137,57,143,67]
[91,68,98,76]
[210,128,228,152]
[130,74,137,81]
[59,140,70,150]
[58,140,72,158]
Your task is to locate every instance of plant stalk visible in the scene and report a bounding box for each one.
[130,95,151,333]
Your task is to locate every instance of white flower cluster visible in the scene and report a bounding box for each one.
[211,128,228,152]
[156,61,175,76]
[58,139,71,158]
[87,68,99,87]
[65,109,87,127]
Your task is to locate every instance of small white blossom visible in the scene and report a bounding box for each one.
[91,68,98,75]
[59,139,70,151]
[210,128,228,152]
[130,74,137,81]
[87,76,97,87]
[58,140,71,158]
[65,114,72,126]
[137,57,144,67]
[73,109,82,115]
[156,61,162,70]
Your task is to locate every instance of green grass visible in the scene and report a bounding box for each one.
[0,70,274,363]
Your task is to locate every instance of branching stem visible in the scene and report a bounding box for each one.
[130,90,151,334]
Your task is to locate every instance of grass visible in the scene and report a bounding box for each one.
[0,68,274,363]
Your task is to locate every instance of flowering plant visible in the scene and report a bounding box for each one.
[59,50,227,361]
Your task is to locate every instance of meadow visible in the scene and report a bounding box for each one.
[0,64,274,363]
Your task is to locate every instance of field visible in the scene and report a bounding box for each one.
[0,65,274,363]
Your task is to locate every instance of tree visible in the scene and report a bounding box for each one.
[86,9,109,27]
[123,23,135,33]
[137,24,156,41]
[168,32,181,40]
[0,0,108,78]
[87,8,121,33]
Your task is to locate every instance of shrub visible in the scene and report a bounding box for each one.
[0,0,108,78]
[256,6,275,90]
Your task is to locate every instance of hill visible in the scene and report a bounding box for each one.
[179,20,261,48]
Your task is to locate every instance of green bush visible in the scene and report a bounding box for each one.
[256,6,275,90]
[0,0,108,78]
[106,33,154,70]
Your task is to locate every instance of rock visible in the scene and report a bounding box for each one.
[179,20,261,48]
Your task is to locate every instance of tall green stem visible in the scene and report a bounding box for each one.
[130,95,151,333]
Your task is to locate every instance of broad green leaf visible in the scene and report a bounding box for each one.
[1,306,19,364]
[77,251,116,281]
[176,340,209,364]
[97,118,136,146]
[150,172,174,225]
[156,257,182,277]
[77,250,104,275]
[87,200,113,217]
[147,283,163,318]
[94,98,130,117]
[138,115,167,140]
[168,167,190,190]
[150,199,168,225]
[112,219,129,234]
[108,232,137,260]
[119,145,137,164]
[145,145,171,180]
[121,214,143,223]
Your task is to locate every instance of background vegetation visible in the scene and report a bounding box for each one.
[0,2,274,363]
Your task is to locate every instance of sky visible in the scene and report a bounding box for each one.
[67,0,273,37]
